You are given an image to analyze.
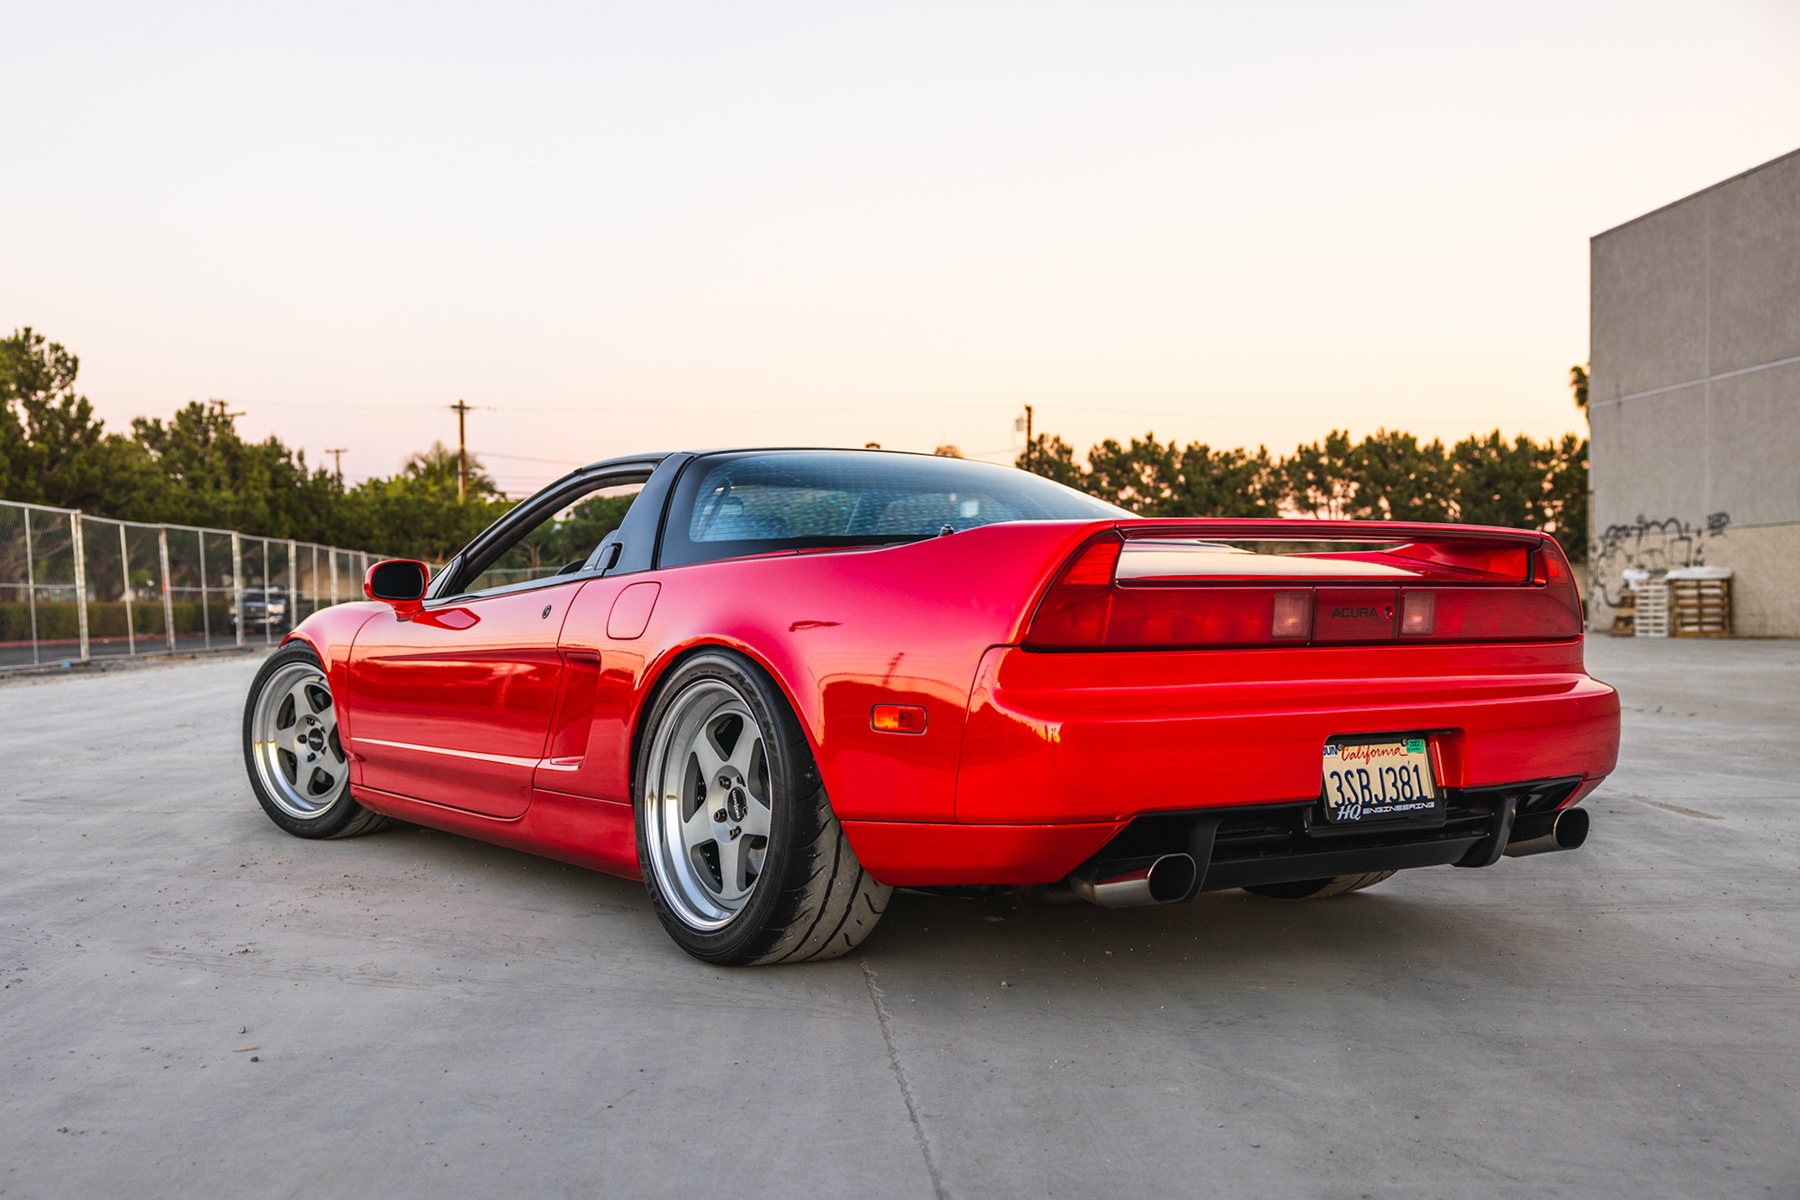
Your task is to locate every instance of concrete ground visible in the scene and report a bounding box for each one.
[1,638,1797,1199]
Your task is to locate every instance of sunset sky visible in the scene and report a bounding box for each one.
[4,1,1798,496]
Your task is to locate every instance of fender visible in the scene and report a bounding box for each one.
[281,601,388,781]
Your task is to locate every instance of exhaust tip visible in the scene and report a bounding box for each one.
[1147,853,1198,903]
[1550,806,1590,850]
[1504,805,1590,858]
[1068,853,1197,908]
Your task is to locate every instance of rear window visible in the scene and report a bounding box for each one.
[659,451,1125,567]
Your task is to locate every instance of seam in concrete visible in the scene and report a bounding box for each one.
[1588,352,1800,409]
[861,960,949,1200]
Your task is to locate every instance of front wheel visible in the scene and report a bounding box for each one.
[635,650,890,965]
[243,642,393,839]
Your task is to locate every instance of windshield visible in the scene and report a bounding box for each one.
[659,450,1127,568]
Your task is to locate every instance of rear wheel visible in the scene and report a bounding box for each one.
[243,642,392,839]
[1243,871,1396,900]
[636,650,890,965]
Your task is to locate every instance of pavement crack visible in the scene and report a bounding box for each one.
[861,959,949,1200]
[1621,795,1725,820]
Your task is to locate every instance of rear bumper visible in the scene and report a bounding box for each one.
[1101,776,1596,894]
[840,641,1618,888]
[842,777,1602,888]
[955,643,1619,824]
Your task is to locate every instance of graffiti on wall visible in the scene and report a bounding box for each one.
[1589,511,1731,609]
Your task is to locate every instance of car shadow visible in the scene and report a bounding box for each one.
[864,877,1557,989]
[320,819,1554,986]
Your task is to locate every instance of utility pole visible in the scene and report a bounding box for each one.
[450,400,472,501]
[324,448,348,486]
[209,398,245,422]
[1023,405,1034,471]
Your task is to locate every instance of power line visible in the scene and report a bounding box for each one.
[475,451,589,466]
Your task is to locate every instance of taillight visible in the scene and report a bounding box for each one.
[1400,590,1435,636]
[1104,587,1316,648]
[1425,588,1581,640]
[1024,533,1584,649]
[1271,592,1312,639]
[1027,535,1323,649]
[1061,538,1121,585]
[1025,535,1120,646]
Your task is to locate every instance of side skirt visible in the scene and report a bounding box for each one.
[353,784,641,880]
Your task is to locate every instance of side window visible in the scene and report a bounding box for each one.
[462,485,641,595]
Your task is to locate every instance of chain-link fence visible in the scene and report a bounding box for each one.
[1,498,397,671]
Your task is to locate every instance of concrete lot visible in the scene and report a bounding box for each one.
[1,638,1797,1199]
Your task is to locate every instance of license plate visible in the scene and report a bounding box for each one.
[1321,737,1441,824]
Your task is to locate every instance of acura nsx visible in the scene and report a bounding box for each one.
[243,448,1619,963]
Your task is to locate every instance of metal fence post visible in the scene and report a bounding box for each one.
[232,532,244,649]
[197,534,211,650]
[71,512,89,663]
[158,526,175,653]
[330,549,339,606]
[287,540,297,635]
[119,523,135,658]
[23,507,37,666]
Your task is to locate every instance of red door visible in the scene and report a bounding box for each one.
[346,582,581,819]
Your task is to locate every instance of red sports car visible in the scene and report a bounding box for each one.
[243,449,1619,964]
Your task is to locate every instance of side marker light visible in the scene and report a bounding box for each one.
[871,704,929,734]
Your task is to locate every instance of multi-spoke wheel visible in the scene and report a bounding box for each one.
[636,650,891,965]
[643,679,774,928]
[243,642,392,839]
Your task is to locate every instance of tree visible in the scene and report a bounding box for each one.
[1344,429,1453,522]
[1447,430,1549,530]
[1084,432,1282,517]
[1017,417,1588,560]
[1283,430,1356,519]
[1569,364,1588,416]
[553,493,633,560]
[343,442,513,561]
[1013,434,1088,491]
[130,402,345,538]
[1443,430,1588,561]
[393,440,502,499]
[1018,431,1281,516]
[1538,433,1588,562]
[0,327,163,513]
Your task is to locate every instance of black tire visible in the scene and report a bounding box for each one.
[243,642,394,840]
[634,649,891,965]
[1243,871,1396,900]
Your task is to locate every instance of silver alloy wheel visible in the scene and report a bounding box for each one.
[643,678,774,931]
[249,661,350,819]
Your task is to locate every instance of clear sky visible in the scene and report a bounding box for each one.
[4,1,1798,496]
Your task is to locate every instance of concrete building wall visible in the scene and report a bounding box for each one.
[1588,148,1800,636]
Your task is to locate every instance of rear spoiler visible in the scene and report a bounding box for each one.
[1026,520,1580,649]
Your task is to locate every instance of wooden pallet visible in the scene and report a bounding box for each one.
[1635,580,1669,638]
[1671,577,1731,637]
[1610,590,1637,637]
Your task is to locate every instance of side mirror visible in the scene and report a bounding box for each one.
[364,559,430,617]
